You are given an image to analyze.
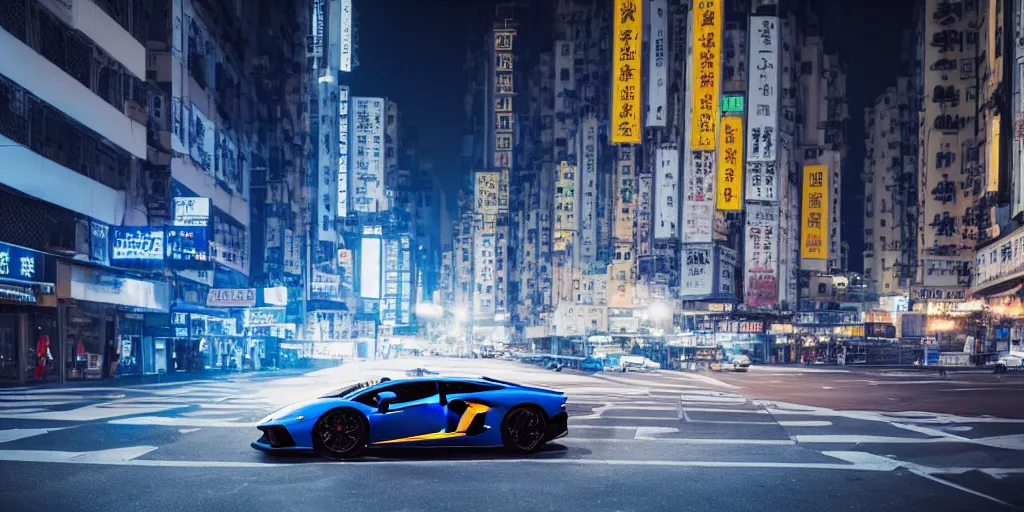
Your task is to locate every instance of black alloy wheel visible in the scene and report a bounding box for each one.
[502,405,548,453]
[312,408,369,459]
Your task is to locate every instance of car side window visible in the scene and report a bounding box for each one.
[353,381,438,407]
[442,382,500,395]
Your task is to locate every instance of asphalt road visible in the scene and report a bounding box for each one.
[0,358,1022,511]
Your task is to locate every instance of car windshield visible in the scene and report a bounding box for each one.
[325,379,387,399]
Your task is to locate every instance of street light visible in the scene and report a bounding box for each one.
[648,302,673,323]
[414,302,444,320]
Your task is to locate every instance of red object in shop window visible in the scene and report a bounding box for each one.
[33,334,51,379]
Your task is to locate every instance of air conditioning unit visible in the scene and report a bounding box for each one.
[124,100,147,124]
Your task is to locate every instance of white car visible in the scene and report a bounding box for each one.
[995,352,1024,373]
[718,355,752,372]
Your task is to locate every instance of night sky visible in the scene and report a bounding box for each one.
[350,0,914,271]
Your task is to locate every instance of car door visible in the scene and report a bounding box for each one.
[361,381,446,444]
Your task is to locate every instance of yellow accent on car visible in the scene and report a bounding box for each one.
[372,401,492,445]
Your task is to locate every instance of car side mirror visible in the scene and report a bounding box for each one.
[377,391,397,413]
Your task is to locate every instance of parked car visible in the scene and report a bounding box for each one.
[718,355,751,372]
[995,352,1024,373]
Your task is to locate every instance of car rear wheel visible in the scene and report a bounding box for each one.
[312,408,369,459]
[501,405,548,454]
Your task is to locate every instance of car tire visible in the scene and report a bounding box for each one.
[501,405,548,454]
[312,407,369,459]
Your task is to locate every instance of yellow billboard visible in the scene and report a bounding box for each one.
[988,114,1000,193]
[611,0,642,144]
[716,116,743,210]
[690,0,722,151]
[800,164,828,260]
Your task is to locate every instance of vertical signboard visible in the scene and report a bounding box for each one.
[681,244,714,297]
[745,17,779,202]
[579,116,599,265]
[717,116,743,210]
[744,204,778,308]
[338,86,349,217]
[746,17,779,163]
[690,0,722,150]
[612,0,643,144]
[654,146,679,239]
[317,78,337,242]
[800,164,828,260]
[647,0,668,127]
[352,97,385,213]
[339,0,353,72]
[682,151,715,242]
[1014,0,1024,217]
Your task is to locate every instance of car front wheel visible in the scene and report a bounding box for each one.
[312,407,369,459]
[502,405,548,454]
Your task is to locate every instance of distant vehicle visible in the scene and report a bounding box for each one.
[580,357,604,372]
[995,352,1024,373]
[718,355,751,372]
[405,368,439,377]
[616,355,660,372]
[252,377,568,459]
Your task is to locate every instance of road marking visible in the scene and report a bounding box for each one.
[580,436,796,445]
[0,400,74,407]
[567,425,639,430]
[907,468,1017,508]
[0,428,69,443]
[0,404,186,421]
[109,417,253,428]
[633,427,679,439]
[0,446,157,464]
[777,421,833,427]
[682,407,769,414]
[588,416,679,422]
[793,435,960,444]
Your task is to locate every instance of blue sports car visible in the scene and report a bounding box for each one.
[251,376,568,459]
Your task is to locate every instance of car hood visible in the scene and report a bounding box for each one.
[258,399,322,424]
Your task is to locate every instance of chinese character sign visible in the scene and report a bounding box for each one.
[338,86,350,217]
[746,16,779,163]
[800,164,828,260]
[111,228,165,261]
[690,0,722,150]
[317,78,338,241]
[0,242,44,282]
[681,244,714,296]
[716,116,743,210]
[612,0,643,144]
[646,0,668,128]
[683,150,715,242]
[744,203,778,308]
[352,97,385,213]
[654,146,679,239]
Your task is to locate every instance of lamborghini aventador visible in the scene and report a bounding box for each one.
[251,376,568,459]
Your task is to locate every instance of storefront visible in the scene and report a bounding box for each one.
[57,261,169,381]
[0,241,59,385]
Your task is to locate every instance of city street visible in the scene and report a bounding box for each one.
[0,359,1022,511]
